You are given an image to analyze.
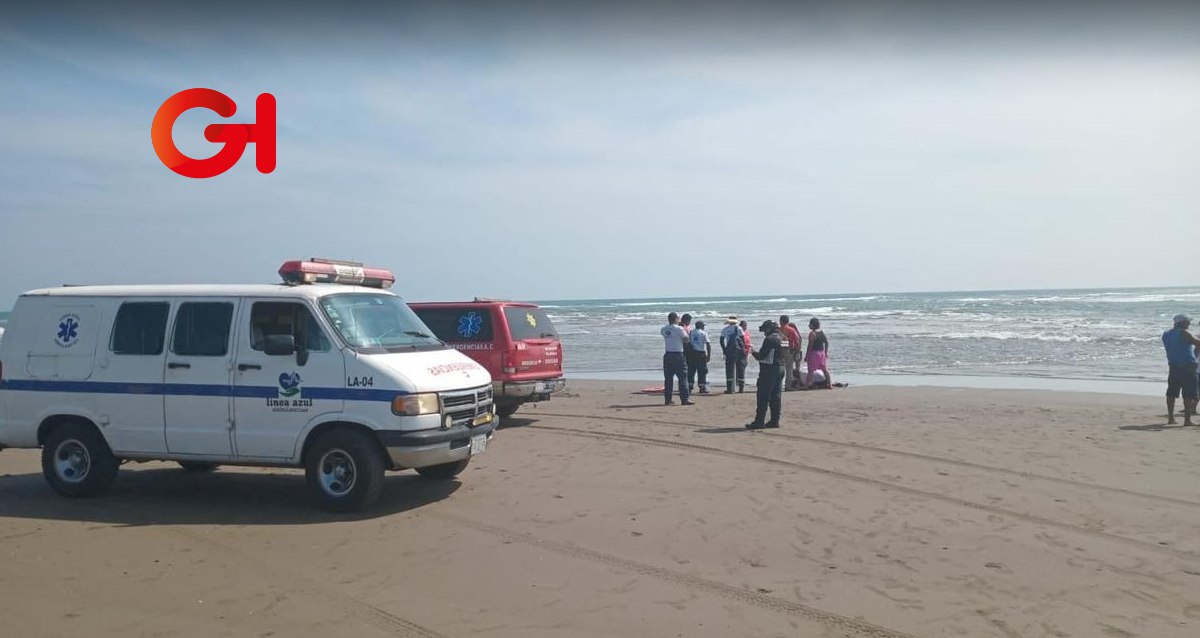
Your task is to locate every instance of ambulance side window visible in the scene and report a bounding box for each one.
[171,302,234,357]
[413,308,493,342]
[110,302,170,355]
[249,302,331,352]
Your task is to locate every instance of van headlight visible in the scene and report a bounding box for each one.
[392,393,440,416]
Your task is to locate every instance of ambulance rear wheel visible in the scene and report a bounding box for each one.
[41,421,120,498]
[178,461,219,472]
[305,429,385,512]
[415,458,470,480]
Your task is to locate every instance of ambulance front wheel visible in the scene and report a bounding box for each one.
[41,421,120,498]
[305,429,385,512]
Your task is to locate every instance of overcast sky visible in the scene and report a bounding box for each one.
[1,1,1198,304]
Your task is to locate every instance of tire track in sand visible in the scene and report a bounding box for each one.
[532,410,1200,509]
[526,423,1200,564]
[70,498,446,638]
[432,512,917,638]
[167,527,446,638]
[67,496,446,638]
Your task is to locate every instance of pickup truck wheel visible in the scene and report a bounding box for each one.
[496,405,519,419]
[305,430,385,512]
[415,458,470,480]
[178,461,219,472]
[41,422,120,498]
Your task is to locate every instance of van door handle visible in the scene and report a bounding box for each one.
[238,363,262,371]
[167,362,191,370]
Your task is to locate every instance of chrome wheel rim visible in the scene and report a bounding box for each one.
[54,439,91,484]
[317,449,357,497]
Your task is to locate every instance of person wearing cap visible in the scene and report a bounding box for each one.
[747,320,784,429]
[688,320,712,394]
[1162,314,1200,426]
[720,316,747,394]
[660,312,693,406]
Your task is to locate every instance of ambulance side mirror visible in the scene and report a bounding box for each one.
[263,334,296,356]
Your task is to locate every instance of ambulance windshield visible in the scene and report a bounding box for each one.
[318,293,443,352]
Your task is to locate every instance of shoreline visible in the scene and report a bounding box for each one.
[566,369,1164,397]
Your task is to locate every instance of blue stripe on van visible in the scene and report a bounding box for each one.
[0,379,404,402]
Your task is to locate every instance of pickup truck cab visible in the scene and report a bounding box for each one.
[0,259,495,511]
[409,300,565,419]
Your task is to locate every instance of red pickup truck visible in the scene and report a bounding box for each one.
[409,300,566,419]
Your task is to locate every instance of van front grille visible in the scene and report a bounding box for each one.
[442,394,475,409]
[438,384,493,426]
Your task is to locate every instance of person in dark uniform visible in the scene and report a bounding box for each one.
[746,320,783,429]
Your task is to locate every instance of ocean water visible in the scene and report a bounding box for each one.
[540,287,1200,394]
[2,289,1193,394]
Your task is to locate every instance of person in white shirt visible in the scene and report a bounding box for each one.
[688,320,712,394]
[660,312,693,405]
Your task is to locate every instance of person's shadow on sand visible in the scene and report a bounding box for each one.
[0,467,460,526]
[1118,422,1195,432]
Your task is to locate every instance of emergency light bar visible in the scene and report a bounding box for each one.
[279,258,396,289]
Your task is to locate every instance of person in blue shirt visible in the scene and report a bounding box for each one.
[1162,314,1200,426]
[719,316,747,394]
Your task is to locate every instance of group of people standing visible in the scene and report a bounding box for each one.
[659,312,832,429]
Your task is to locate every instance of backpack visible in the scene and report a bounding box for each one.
[723,327,745,358]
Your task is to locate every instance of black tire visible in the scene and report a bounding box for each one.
[496,404,519,419]
[41,421,120,498]
[178,461,220,472]
[304,429,385,512]
[415,458,470,480]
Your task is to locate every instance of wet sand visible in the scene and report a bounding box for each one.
[1,380,1199,637]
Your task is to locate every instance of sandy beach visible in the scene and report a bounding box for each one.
[2,380,1199,637]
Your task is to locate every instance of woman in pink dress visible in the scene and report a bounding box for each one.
[804,317,831,389]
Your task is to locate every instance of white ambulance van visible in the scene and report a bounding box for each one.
[0,259,496,511]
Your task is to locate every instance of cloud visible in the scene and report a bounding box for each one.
[2,1,1199,303]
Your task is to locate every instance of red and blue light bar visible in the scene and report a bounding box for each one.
[278,258,395,289]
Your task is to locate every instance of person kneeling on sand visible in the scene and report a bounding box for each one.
[1163,314,1200,426]
[747,320,784,429]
